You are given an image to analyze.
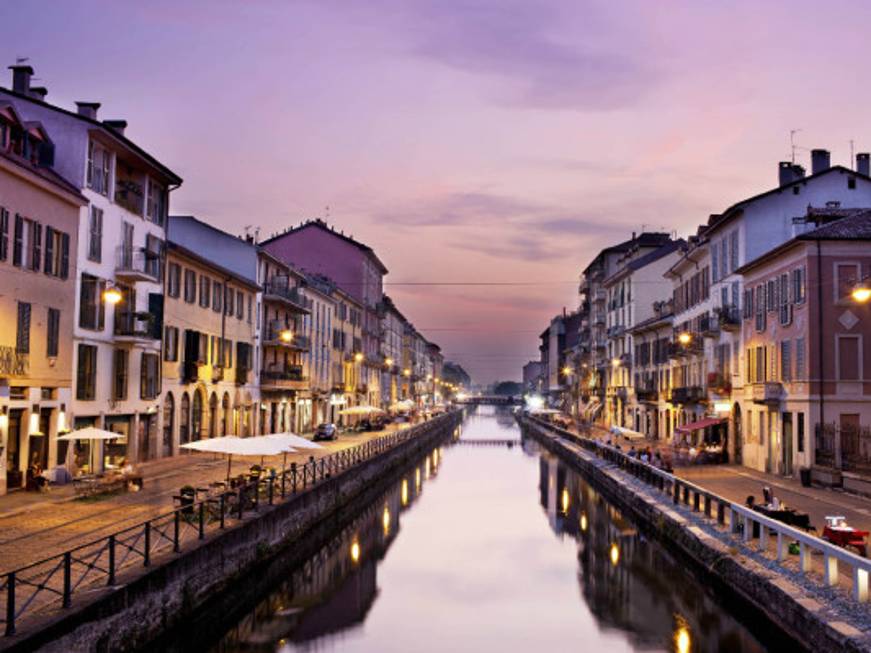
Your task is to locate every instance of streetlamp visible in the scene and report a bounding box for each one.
[103,286,123,305]
[354,352,364,363]
[677,331,692,346]
[852,280,871,303]
[385,357,394,367]
[278,329,294,343]
[562,366,573,376]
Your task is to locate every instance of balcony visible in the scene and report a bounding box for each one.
[115,179,144,216]
[615,386,629,401]
[261,365,307,391]
[594,289,606,303]
[607,324,625,338]
[115,246,160,283]
[619,353,632,366]
[235,367,251,385]
[0,346,28,376]
[594,339,607,350]
[262,280,310,313]
[593,312,606,326]
[635,387,658,402]
[671,386,705,404]
[700,316,719,338]
[263,322,310,351]
[717,306,741,332]
[747,381,784,405]
[707,372,731,395]
[114,311,157,343]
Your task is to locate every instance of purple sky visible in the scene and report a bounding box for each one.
[6,0,871,383]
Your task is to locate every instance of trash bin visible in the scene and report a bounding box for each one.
[800,467,812,487]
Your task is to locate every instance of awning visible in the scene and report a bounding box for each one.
[675,417,726,434]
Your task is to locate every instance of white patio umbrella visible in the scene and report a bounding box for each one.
[57,427,123,441]
[338,405,384,416]
[529,408,562,415]
[263,433,323,450]
[389,399,415,411]
[180,436,294,481]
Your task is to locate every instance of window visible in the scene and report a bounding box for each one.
[849,177,857,189]
[167,263,181,298]
[145,178,166,226]
[792,267,806,304]
[0,207,8,261]
[780,340,792,381]
[112,349,128,400]
[836,263,860,301]
[46,307,59,358]
[720,240,728,279]
[213,282,222,313]
[247,295,252,323]
[12,214,41,270]
[164,325,179,362]
[199,276,210,308]
[43,227,69,278]
[76,344,98,400]
[766,279,776,311]
[87,206,103,262]
[145,235,163,280]
[183,269,196,303]
[729,231,739,272]
[797,412,805,453]
[222,338,233,368]
[711,245,719,283]
[16,302,30,353]
[795,337,806,380]
[141,353,160,399]
[838,336,860,381]
[225,286,234,316]
[86,141,111,196]
[236,290,243,319]
[79,273,106,330]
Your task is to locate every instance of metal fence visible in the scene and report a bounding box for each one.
[0,413,458,638]
[524,415,871,605]
[815,422,871,473]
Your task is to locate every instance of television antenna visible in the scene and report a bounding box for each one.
[790,129,802,164]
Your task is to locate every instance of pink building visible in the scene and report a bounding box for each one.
[261,220,387,407]
[737,208,871,492]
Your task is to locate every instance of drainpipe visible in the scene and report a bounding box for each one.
[815,239,832,467]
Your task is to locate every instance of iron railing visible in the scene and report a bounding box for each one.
[0,412,459,637]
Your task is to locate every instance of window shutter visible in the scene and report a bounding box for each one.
[98,280,106,329]
[76,345,88,399]
[44,226,54,276]
[31,222,41,271]
[12,214,22,267]
[140,352,148,399]
[47,308,59,357]
[148,293,164,340]
[16,302,31,353]
[60,233,70,279]
[0,208,7,261]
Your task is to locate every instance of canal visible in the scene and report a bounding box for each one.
[166,406,796,652]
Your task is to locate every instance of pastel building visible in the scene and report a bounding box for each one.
[0,101,85,493]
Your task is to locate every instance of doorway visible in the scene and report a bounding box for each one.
[732,403,742,465]
[782,412,794,476]
[6,409,24,490]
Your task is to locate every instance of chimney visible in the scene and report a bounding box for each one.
[103,119,127,136]
[29,86,47,101]
[8,65,33,95]
[778,161,806,186]
[75,102,101,120]
[811,148,831,175]
[857,153,870,177]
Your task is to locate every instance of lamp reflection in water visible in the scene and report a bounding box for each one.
[609,542,620,566]
[415,467,421,492]
[561,488,570,514]
[580,512,588,532]
[674,620,691,653]
[350,540,361,564]
[382,505,391,536]
[425,456,431,480]
[401,479,409,506]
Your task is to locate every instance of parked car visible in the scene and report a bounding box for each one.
[314,423,337,441]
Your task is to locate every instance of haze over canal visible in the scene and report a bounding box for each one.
[191,406,790,652]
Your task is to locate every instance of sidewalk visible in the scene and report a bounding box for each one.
[0,425,403,572]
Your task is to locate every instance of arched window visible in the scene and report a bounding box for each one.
[209,393,218,438]
[192,390,204,440]
[162,392,174,456]
[180,393,191,445]
[221,392,230,435]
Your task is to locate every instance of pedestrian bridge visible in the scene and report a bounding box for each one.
[456,396,520,406]
[456,438,522,448]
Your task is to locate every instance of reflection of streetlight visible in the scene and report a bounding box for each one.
[382,506,391,536]
[674,626,691,653]
[609,542,620,566]
[401,478,409,506]
[677,331,692,345]
[580,512,588,532]
[103,286,123,305]
[350,541,360,564]
[561,488,570,514]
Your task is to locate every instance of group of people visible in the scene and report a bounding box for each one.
[599,435,674,472]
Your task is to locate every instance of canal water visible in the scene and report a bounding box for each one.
[174,406,795,653]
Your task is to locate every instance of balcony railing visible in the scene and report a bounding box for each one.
[707,371,731,394]
[263,281,310,313]
[115,246,160,282]
[671,386,705,404]
[747,381,783,405]
[700,316,719,338]
[716,306,741,332]
[261,366,307,388]
[0,346,28,376]
[114,311,157,340]
[619,353,632,366]
[635,387,658,402]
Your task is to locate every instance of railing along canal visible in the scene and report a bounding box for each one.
[0,413,458,637]
[524,415,871,604]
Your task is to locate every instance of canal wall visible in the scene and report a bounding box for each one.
[519,415,871,653]
[4,412,462,653]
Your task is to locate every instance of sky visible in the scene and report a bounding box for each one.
[5,0,871,383]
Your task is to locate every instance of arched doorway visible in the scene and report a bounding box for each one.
[732,402,742,465]
[180,393,191,445]
[209,393,218,438]
[192,390,204,440]
[221,392,230,435]
[162,393,174,457]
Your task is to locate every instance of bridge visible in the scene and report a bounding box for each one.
[456,438,522,448]
[455,396,521,406]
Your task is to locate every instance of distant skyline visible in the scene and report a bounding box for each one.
[5,0,871,382]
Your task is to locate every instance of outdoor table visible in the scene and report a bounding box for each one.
[753,505,814,532]
[823,525,869,556]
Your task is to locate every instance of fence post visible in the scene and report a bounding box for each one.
[291,463,298,493]
[63,551,72,608]
[6,572,15,636]
[198,502,205,539]
[281,470,286,498]
[108,535,116,585]
[268,477,274,505]
[173,511,180,552]
[672,481,679,504]
[238,487,244,520]
[253,481,260,511]
[219,493,226,529]
[144,522,151,567]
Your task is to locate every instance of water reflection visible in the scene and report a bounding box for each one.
[189,407,794,653]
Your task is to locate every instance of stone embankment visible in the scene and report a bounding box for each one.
[520,415,871,653]
[1,412,461,653]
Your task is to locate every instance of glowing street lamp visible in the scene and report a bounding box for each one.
[611,357,621,368]
[403,368,411,377]
[354,352,364,363]
[278,329,294,343]
[384,357,394,367]
[562,366,573,376]
[677,331,692,346]
[102,286,123,305]
[852,282,871,303]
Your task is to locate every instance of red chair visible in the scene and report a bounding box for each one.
[823,526,869,557]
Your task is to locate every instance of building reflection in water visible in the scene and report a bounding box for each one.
[536,446,768,653]
[210,445,444,652]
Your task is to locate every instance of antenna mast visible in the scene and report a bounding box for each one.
[790,129,802,164]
